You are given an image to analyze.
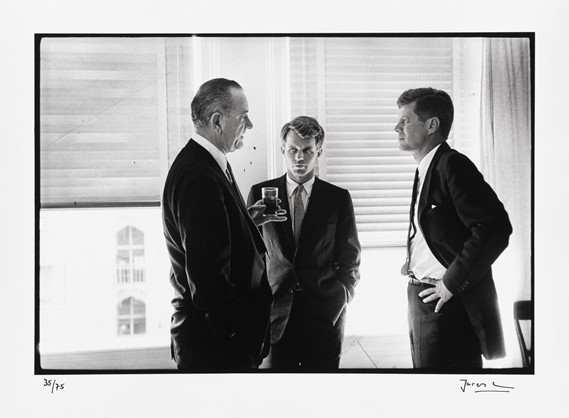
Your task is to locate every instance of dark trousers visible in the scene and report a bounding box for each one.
[266,291,346,371]
[171,335,260,372]
[170,310,264,372]
[407,282,482,370]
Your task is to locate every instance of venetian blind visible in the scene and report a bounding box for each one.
[39,37,193,207]
[290,37,455,247]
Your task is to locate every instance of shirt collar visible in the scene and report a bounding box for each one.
[286,174,316,197]
[417,143,442,179]
[192,133,228,173]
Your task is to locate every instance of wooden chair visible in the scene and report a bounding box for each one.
[513,300,533,368]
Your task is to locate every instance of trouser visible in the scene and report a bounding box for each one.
[266,290,346,371]
[407,281,482,370]
[170,310,265,372]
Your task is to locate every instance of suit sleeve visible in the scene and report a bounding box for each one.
[246,186,258,209]
[246,186,263,233]
[441,153,513,295]
[334,189,361,303]
[177,171,237,338]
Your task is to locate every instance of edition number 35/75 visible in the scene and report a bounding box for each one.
[43,379,65,393]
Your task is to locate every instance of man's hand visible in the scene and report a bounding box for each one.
[248,199,287,227]
[418,278,453,313]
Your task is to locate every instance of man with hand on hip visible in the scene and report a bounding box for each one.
[395,88,512,370]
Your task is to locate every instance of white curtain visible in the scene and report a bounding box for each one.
[480,38,532,367]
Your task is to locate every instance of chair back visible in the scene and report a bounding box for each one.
[514,300,533,368]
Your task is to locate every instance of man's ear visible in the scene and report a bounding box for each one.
[280,144,285,155]
[426,117,440,135]
[210,112,223,133]
[316,147,323,158]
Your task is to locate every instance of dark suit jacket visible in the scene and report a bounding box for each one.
[417,141,512,360]
[162,139,272,369]
[248,175,361,344]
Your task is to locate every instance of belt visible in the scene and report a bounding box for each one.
[408,275,437,286]
[408,276,423,286]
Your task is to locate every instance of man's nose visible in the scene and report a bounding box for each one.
[394,122,401,132]
[245,116,253,129]
[295,152,304,161]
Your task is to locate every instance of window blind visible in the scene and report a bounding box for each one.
[290,37,455,247]
[39,37,193,208]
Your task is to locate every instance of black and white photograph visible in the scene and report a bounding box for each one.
[36,34,532,373]
[2,0,568,417]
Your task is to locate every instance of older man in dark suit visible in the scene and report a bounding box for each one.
[248,116,361,371]
[396,88,512,370]
[162,78,285,371]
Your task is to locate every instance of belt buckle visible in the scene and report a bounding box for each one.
[407,274,421,286]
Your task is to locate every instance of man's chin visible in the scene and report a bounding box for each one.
[233,138,244,150]
[293,168,307,177]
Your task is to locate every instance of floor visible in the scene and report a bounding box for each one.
[340,335,412,369]
[40,334,412,371]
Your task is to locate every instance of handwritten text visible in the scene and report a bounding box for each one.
[43,379,65,394]
[459,379,514,393]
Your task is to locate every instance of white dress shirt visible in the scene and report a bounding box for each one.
[286,174,315,235]
[409,144,447,281]
[192,133,231,181]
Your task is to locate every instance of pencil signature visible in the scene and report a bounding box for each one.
[459,379,515,393]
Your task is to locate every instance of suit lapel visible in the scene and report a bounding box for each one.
[226,162,247,208]
[418,141,450,221]
[188,139,266,253]
[276,174,296,250]
[297,176,323,244]
[188,139,244,206]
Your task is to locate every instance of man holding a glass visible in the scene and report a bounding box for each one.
[162,78,285,371]
[248,116,361,370]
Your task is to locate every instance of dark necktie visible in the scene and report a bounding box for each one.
[225,161,246,207]
[226,161,265,256]
[293,184,305,245]
[401,169,419,276]
[225,161,233,184]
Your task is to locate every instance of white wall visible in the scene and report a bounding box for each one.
[194,37,289,195]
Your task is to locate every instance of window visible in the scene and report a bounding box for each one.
[39,36,194,207]
[39,207,172,354]
[289,37,482,247]
[38,36,191,359]
[116,225,146,283]
[117,296,146,335]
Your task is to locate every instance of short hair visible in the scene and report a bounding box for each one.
[280,116,325,148]
[191,78,243,128]
[397,88,454,139]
